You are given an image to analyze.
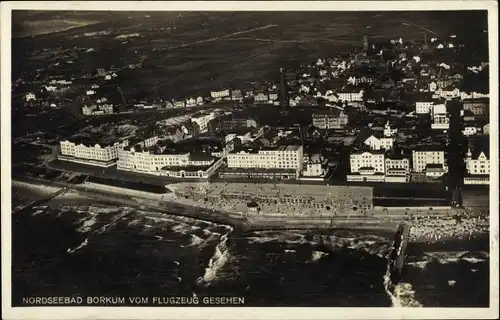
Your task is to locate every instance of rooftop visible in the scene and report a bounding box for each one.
[220,167,296,173]
[190,154,216,162]
[313,109,344,117]
[463,98,489,104]
[161,165,211,172]
[66,135,124,148]
[412,145,446,152]
[233,144,301,154]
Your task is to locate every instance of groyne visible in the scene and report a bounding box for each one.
[13,188,68,214]
[388,223,410,284]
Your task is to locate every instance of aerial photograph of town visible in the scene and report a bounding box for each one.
[6,7,494,312]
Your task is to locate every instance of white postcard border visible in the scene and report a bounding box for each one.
[1,1,498,320]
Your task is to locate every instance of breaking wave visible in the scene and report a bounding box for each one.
[310,250,328,262]
[76,215,99,233]
[83,31,110,36]
[32,209,44,216]
[189,234,206,247]
[67,238,88,254]
[392,282,423,307]
[383,259,423,307]
[115,33,140,39]
[197,233,232,286]
[406,251,489,269]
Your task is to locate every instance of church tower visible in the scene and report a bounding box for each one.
[362,35,369,51]
[279,68,289,109]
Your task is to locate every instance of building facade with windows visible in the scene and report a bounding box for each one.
[227,145,304,171]
[412,150,447,174]
[210,89,230,101]
[25,92,36,101]
[384,153,410,183]
[338,91,364,102]
[464,145,490,185]
[349,151,385,174]
[208,114,258,133]
[191,112,218,133]
[117,139,222,178]
[347,151,385,182]
[463,98,488,116]
[364,134,393,151]
[312,110,349,129]
[59,138,129,167]
[415,101,433,114]
[431,103,450,130]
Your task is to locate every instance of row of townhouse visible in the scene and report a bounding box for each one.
[347,149,448,183]
[348,145,491,185]
[210,89,245,102]
[166,96,205,109]
[415,98,489,132]
[426,83,489,101]
[82,104,114,115]
[57,134,491,185]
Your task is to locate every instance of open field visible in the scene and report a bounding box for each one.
[12,11,488,100]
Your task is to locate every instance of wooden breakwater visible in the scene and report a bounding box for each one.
[13,188,68,214]
[388,223,410,284]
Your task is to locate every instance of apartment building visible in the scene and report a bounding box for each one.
[254,93,269,103]
[412,150,448,175]
[384,151,411,182]
[385,154,410,174]
[463,98,488,116]
[431,103,450,130]
[208,114,258,133]
[349,151,385,175]
[312,110,349,129]
[210,89,230,102]
[415,101,433,114]
[338,90,364,102]
[347,151,385,182]
[191,112,217,133]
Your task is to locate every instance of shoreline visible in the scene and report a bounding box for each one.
[11,177,402,235]
[10,178,490,243]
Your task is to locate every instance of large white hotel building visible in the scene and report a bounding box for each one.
[59,138,129,167]
[226,145,304,171]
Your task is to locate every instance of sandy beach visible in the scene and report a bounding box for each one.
[409,211,489,243]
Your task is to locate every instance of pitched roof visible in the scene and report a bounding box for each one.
[468,138,490,159]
